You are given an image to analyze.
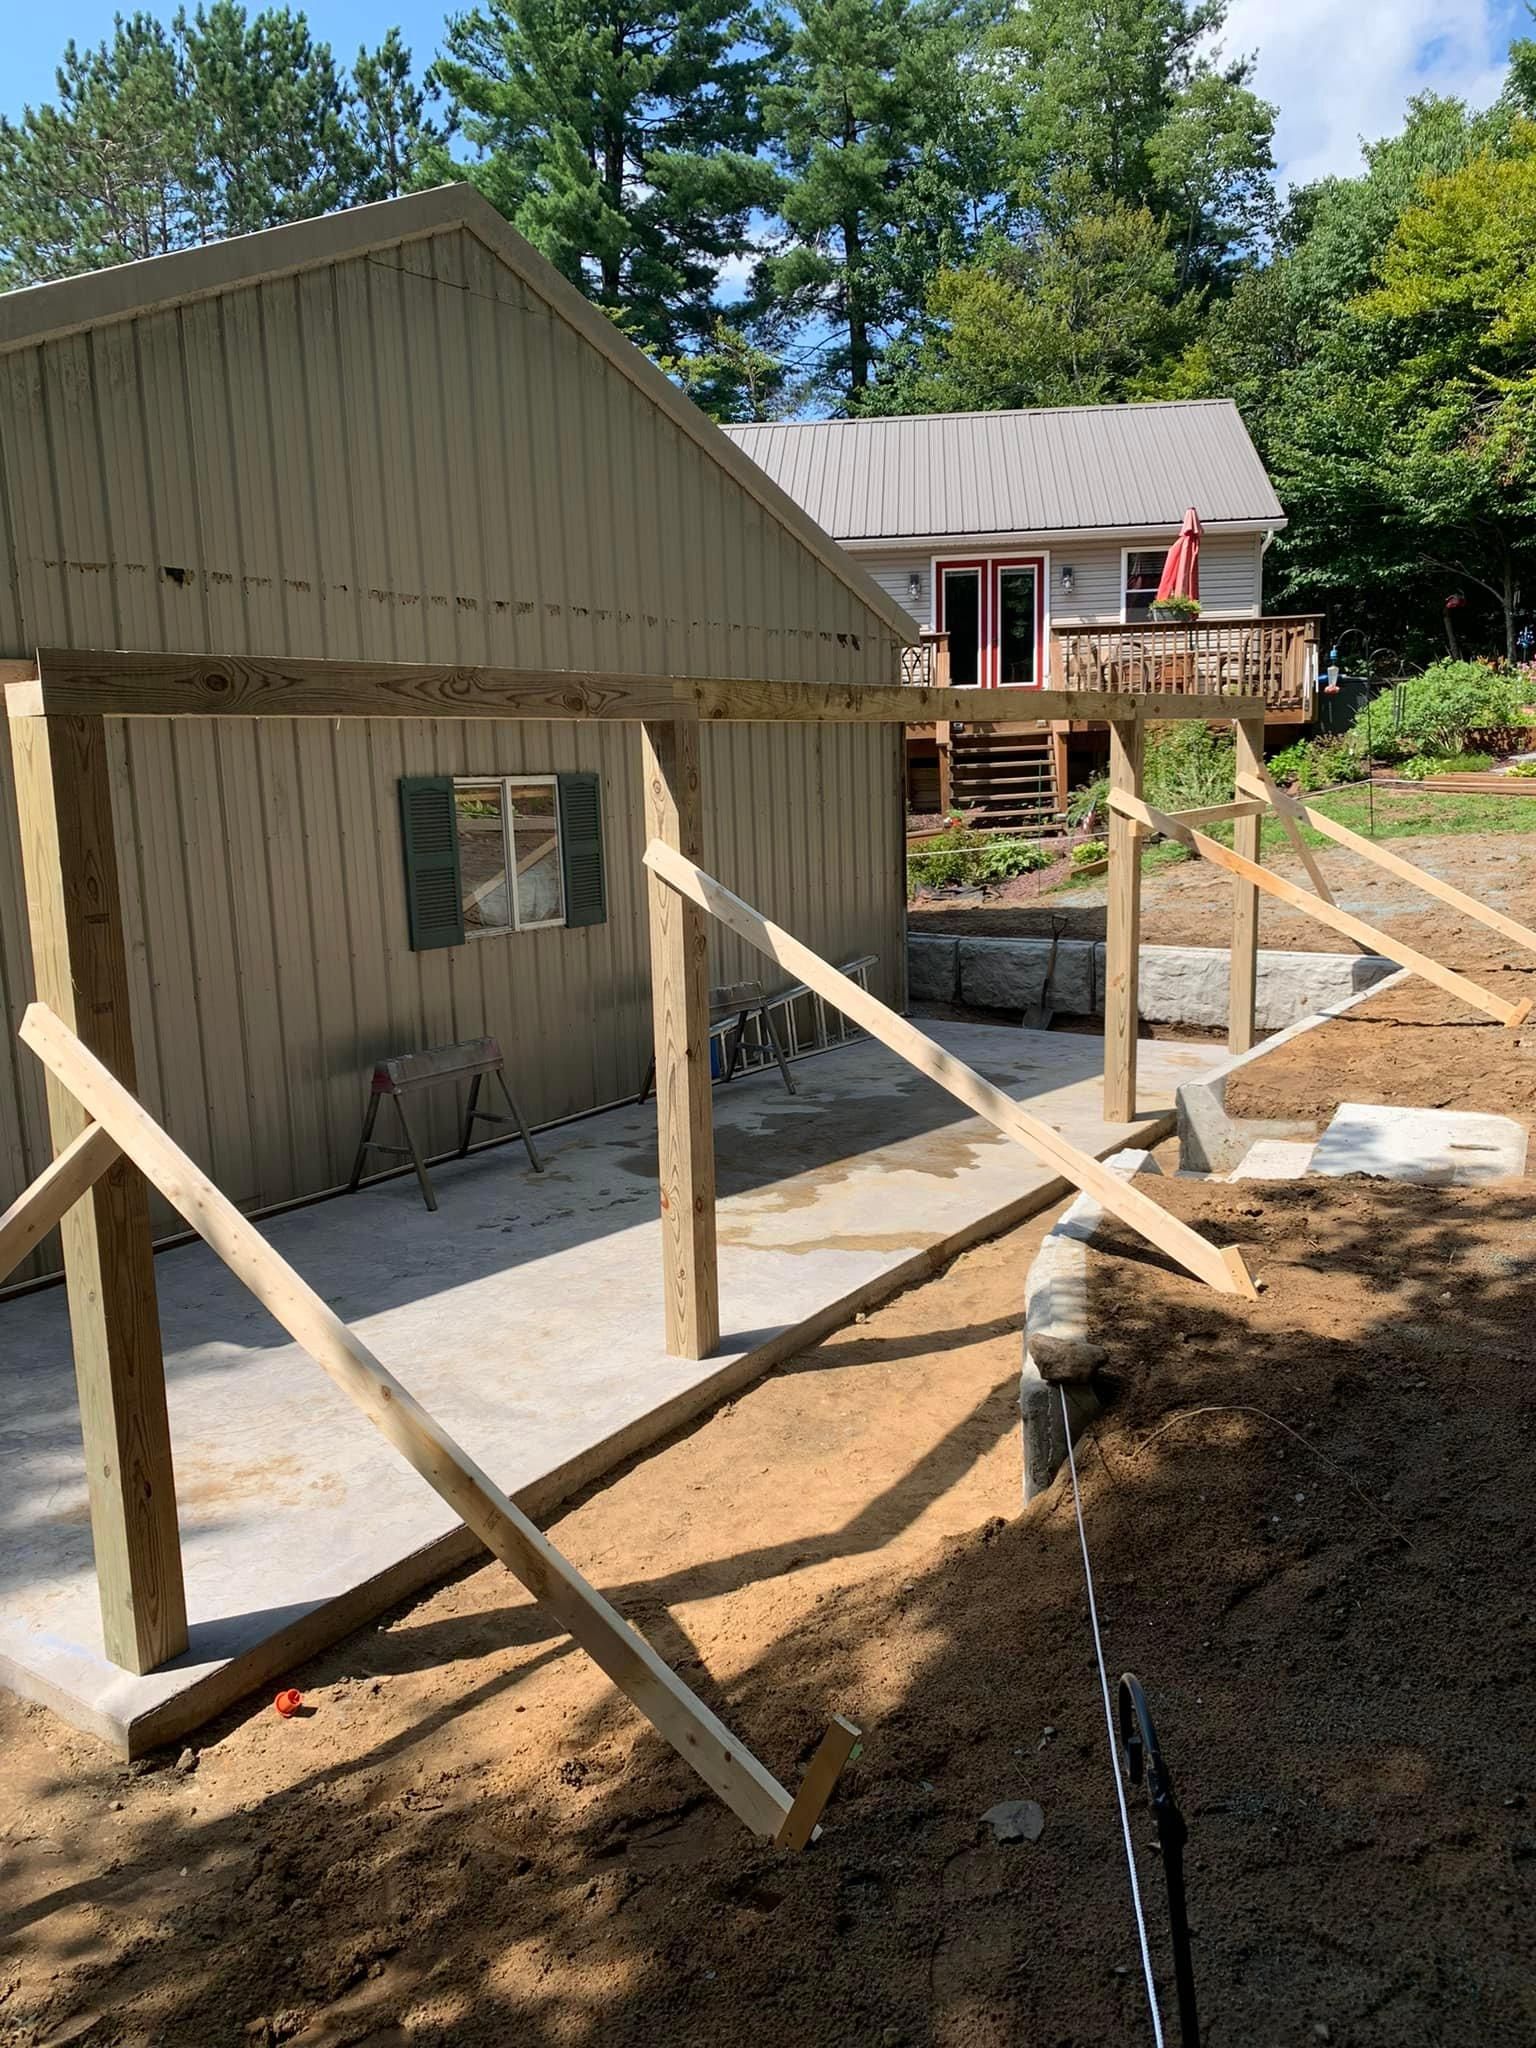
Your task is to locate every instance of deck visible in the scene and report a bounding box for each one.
[0,1021,1226,1756]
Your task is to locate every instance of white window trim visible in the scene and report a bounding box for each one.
[453,774,565,937]
[1121,544,1172,624]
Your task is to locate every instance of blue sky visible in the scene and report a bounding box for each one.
[3,0,1531,191]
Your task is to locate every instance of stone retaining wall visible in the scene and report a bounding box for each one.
[910,933,1395,1033]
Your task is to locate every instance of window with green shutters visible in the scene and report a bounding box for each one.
[398,771,606,949]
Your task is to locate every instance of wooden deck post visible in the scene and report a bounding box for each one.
[8,709,186,1673]
[641,716,720,1359]
[1229,716,1264,1054]
[1103,713,1144,1123]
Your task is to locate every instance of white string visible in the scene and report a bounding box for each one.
[1062,1388,1166,2046]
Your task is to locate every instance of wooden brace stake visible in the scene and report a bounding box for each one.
[642,839,1258,1300]
[1237,770,1536,963]
[19,1002,858,1849]
[1109,790,1533,1030]
[0,1122,122,1286]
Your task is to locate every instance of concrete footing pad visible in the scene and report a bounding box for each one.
[1312,1103,1528,1186]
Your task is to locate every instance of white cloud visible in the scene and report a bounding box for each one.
[1219,0,1516,190]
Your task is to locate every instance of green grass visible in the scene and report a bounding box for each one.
[1048,786,1536,892]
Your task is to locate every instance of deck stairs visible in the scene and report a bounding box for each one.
[947,722,1061,833]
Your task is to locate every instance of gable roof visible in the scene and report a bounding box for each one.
[723,400,1284,545]
[0,185,914,643]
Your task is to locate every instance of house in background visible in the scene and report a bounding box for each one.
[727,400,1317,824]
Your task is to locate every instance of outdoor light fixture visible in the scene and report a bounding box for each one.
[1060,565,1075,594]
[908,572,921,600]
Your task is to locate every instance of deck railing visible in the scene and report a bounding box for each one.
[1051,615,1321,711]
[899,628,950,689]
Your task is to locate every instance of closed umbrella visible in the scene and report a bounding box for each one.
[1156,507,1202,606]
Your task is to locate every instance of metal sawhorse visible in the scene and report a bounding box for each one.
[348,1035,542,1212]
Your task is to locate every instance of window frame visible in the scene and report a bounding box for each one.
[452,773,566,938]
[1121,546,1171,623]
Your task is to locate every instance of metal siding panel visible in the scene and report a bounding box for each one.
[0,227,902,1271]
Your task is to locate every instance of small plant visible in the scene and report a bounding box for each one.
[1268,736,1368,791]
[1507,759,1536,777]
[1148,593,1201,622]
[1072,838,1108,864]
[907,827,1052,894]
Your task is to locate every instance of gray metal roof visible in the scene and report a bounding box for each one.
[723,400,1283,542]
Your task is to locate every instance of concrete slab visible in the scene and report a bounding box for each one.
[1229,1140,1317,1181]
[1312,1103,1529,1187]
[0,1022,1225,1756]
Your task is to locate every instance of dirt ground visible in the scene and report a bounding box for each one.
[911,826,1536,962]
[1224,971,1536,1126]
[6,946,1536,2044]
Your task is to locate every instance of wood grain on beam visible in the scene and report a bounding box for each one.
[1103,716,1144,1124]
[641,718,719,1360]
[18,650,1266,729]
[1228,718,1264,1056]
[9,712,187,1673]
[0,1122,122,1286]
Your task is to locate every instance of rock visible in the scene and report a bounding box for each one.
[1313,2026,1332,2043]
[980,1799,1045,1844]
[175,1748,198,1776]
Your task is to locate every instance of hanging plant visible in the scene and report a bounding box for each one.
[1149,594,1202,622]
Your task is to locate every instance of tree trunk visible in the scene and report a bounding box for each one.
[844,214,869,394]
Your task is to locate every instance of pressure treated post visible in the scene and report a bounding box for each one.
[641,716,720,1359]
[7,703,187,1672]
[1103,713,1144,1123]
[1229,716,1264,1054]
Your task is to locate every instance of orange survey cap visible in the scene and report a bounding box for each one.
[273,1688,303,1718]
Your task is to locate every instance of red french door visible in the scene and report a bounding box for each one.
[934,555,1047,686]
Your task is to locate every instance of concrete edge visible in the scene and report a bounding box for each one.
[1175,968,1415,1174]
[1020,1148,1163,1504]
[27,1112,1173,1758]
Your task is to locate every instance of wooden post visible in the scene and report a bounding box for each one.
[641,716,719,1359]
[8,710,186,1673]
[1229,716,1264,1054]
[1103,713,1143,1123]
[935,721,952,815]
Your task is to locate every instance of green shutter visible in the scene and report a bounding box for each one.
[398,775,465,951]
[557,771,606,928]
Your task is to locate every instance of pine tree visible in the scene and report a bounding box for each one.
[431,0,779,358]
[756,0,987,407]
[0,8,441,288]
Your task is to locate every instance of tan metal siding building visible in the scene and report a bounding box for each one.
[0,189,914,1281]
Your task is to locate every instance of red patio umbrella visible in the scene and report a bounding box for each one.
[1156,507,1202,606]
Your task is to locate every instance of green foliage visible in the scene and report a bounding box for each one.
[1072,837,1108,863]
[1349,661,1536,759]
[1396,751,1495,778]
[1143,718,1235,810]
[1267,736,1368,790]
[1507,758,1536,776]
[433,0,777,361]
[907,825,1053,892]
[1149,592,1201,620]
[0,7,441,285]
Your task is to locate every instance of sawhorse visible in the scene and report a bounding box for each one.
[349,1036,543,1212]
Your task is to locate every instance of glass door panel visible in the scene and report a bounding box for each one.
[940,567,982,686]
[997,564,1039,685]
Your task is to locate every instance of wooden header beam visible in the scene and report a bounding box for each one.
[6,650,1265,729]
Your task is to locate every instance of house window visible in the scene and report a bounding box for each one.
[1124,550,1169,621]
[455,777,565,934]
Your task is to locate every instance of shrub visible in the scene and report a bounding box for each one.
[1396,750,1494,779]
[1350,661,1535,760]
[1508,759,1536,778]
[1268,735,1368,791]
[1072,838,1108,864]
[907,827,1053,893]
[1144,720,1235,810]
